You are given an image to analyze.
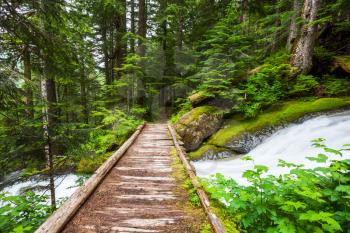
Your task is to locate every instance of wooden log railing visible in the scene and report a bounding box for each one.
[35,124,145,233]
[168,124,226,233]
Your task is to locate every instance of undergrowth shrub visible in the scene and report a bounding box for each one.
[289,75,320,97]
[68,107,143,174]
[323,78,350,96]
[240,63,293,117]
[202,140,350,233]
[0,192,50,233]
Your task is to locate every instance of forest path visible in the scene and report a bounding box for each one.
[61,124,203,233]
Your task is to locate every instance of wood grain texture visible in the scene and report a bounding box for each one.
[35,124,145,233]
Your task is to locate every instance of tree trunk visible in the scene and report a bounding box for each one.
[41,73,56,211]
[137,0,147,56]
[130,0,136,53]
[177,14,184,49]
[23,45,34,119]
[291,0,321,74]
[115,0,127,79]
[102,25,111,85]
[271,2,281,53]
[40,0,57,210]
[287,0,302,52]
[80,66,89,124]
[136,0,147,106]
[241,0,249,23]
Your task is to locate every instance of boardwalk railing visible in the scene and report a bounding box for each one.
[168,124,226,233]
[35,124,145,233]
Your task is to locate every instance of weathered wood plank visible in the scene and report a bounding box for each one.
[35,124,145,233]
[168,124,226,233]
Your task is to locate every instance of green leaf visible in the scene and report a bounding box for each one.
[306,154,328,163]
[324,148,342,156]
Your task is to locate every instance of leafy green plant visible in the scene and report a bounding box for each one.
[202,140,350,233]
[169,98,192,124]
[324,78,350,97]
[240,63,293,117]
[289,75,320,96]
[0,192,50,233]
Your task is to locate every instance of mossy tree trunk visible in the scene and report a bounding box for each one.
[291,0,321,74]
[287,0,302,52]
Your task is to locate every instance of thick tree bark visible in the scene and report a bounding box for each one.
[137,0,147,56]
[291,0,321,74]
[287,0,302,52]
[23,45,34,119]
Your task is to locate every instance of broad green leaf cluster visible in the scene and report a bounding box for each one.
[203,142,350,232]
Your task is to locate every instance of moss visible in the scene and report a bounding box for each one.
[209,97,350,147]
[188,144,226,161]
[169,147,209,231]
[334,56,350,74]
[207,200,240,233]
[178,105,221,127]
[188,91,211,106]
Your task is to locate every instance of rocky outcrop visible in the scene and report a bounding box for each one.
[190,97,350,160]
[175,106,223,151]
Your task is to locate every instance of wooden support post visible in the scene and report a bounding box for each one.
[35,124,145,233]
[168,124,226,233]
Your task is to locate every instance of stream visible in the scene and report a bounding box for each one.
[193,111,350,185]
[0,172,82,204]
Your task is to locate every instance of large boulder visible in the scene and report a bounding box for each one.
[175,106,223,151]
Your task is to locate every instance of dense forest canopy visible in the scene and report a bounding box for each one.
[0,0,350,232]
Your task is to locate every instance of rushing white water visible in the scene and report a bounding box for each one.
[0,173,81,204]
[193,111,350,185]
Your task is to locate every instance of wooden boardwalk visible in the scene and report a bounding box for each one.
[36,124,224,233]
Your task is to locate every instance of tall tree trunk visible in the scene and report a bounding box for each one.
[130,0,136,53]
[291,0,321,74]
[102,25,111,85]
[137,0,147,56]
[40,0,57,210]
[271,1,281,53]
[177,14,184,49]
[115,0,127,79]
[41,69,56,211]
[136,0,147,106]
[80,66,89,124]
[287,0,302,52]
[23,45,33,119]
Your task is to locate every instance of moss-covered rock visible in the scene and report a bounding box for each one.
[175,106,223,151]
[334,56,350,74]
[188,144,234,161]
[191,97,350,160]
[188,91,211,107]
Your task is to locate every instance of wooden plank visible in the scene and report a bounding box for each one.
[35,124,145,233]
[168,124,226,233]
